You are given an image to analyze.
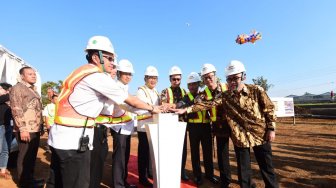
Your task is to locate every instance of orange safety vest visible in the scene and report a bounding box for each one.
[187,92,203,123]
[95,112,132,124]
[204,83,228,122]
[54,64,101,127]
[167,87,186,104]
[136,86,159,121]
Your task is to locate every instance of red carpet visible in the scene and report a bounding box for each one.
[127,155,196,188]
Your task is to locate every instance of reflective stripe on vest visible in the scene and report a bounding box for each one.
[187,92,203,123]
[54,64,101,127]
[204,83,228,122]
[137,114,152,121]
[95,113,132,124]
[167,87,186,104]
[46,104,56,125]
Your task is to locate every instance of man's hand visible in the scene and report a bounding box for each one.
[266,130,275,142]
[159,104,170,113]
[151,106,161,114]
[171,108,187,115]
[20,131,30,142]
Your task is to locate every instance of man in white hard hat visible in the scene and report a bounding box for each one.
[136,65,160,187]
[46,36,160,188]
[199,63,230,187]
[90,59,138,188]
[173,64,230,187]
[175,72,218,186]
[89,56,119,188]
[112,59,138,188]
[223,60,278,188]
[160,65,189,181]
[175,60,278,188]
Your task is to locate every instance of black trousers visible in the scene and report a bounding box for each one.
[46,147,91,188]
[137,131,152,181]
[217,136,232,187]
[234,142,278,188]
[111,129,131,188]
[181,131,187,173]
[16,132,40,187]
[89,126,108,188]
[188,123,214,178]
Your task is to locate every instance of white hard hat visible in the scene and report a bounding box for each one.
[187,72,201,84]
[225,60,246,76]
[118,59,134,73]
[201,63,216,76]
[169,66,182,76]
[145,66,159,76]
[85,36,115,54]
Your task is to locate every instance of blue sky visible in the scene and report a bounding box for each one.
[1,0,335,97]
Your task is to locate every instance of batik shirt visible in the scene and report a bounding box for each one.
[187,84,276,148]
[9,82,42,133]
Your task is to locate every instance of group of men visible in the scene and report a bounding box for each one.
[5,35,278,188]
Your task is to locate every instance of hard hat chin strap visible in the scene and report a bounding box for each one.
[98,51,107,73]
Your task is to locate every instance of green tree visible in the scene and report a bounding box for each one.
[252,76,273,91]
[41,80,63,106]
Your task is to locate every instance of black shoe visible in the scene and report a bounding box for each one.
[193,176,203,185]
[29,180,45,188]
[181,171,189,181]
[205,176,220,184]
[139,179,153,187]
[31,178,45,184]
[125,182,137,188]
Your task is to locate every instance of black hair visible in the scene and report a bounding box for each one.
[86,50,98,62]
[0,83,12,90]
[19,66,33,75]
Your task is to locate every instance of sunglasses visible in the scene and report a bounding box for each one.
[226,76,242,82]
[203,74,215,80]
[171,78,181,81]
[102,55,115,62]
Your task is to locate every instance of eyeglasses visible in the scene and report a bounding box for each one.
[171,78,181,82]
[203,74,215,80]
[102,55,115,62]
[226,76,242,82]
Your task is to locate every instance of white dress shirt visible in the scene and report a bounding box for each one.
[136,85,160,132]
[48,72,128,150]
[103,81,135,135]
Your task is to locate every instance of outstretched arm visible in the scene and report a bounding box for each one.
[124,94,160,114]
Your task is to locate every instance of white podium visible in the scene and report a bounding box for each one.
[145,113,187,188]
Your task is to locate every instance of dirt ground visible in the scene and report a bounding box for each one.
[1,117,335,188]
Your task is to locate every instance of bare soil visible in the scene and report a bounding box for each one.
[1,117,335,188]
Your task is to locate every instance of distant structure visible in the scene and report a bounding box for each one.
[288,92,334,104]
[0,45,42,94]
